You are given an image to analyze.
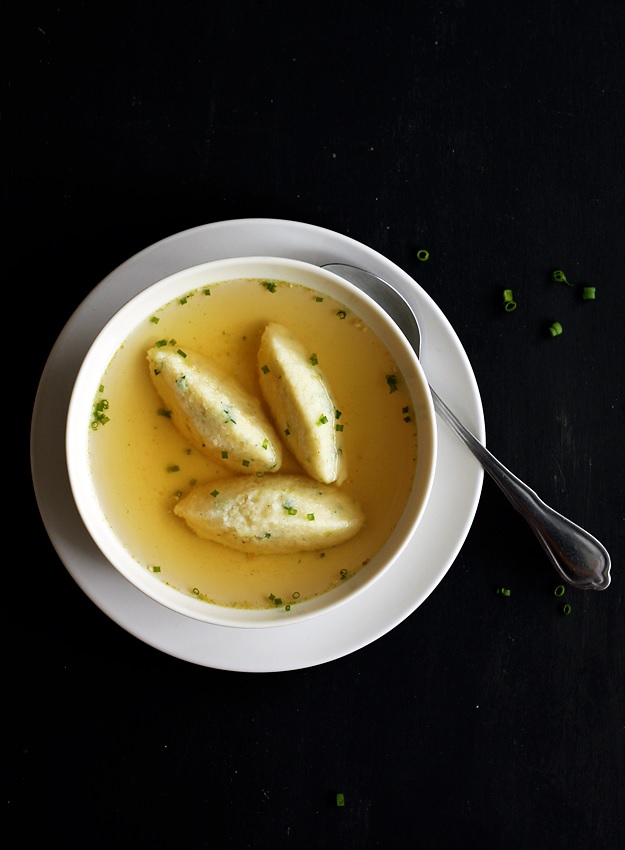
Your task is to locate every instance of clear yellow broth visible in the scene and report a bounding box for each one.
[89,277,418,610]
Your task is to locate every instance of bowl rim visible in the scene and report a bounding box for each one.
[66,255,437,629]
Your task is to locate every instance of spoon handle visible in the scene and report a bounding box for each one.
[430,387,611,590]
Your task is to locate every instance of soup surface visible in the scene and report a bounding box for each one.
[89,277,418,610]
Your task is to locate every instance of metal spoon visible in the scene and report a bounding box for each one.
[322,262,611,590]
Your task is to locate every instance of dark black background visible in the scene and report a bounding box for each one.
[8,1,625,847]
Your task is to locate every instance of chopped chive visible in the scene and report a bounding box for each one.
[386,374,398,393]
[582,286,596,300]
[549,321,563,337]
[292,592,301,599]
[203,288,211,295]
[150,316,160,324]
[192,587,200,595]
[177,349,187,358]
[284,428,290,436]
[155,339,167,347]
[169,339,177,346]
[315,296,324,302]
[340,569,348,579]
[150,565,161,573]
[335,410,342,419]
[310,353,318,366]
[562,603,572,615]
[317,414,329,425]
[158,408,172,418]
[242,459,250,467]
[336,793,345,807]
[179,296,188,305]
[262,280,277,293]
[283,504,297,516]
[210,489,219,497]
[336,424,344,432]
[167,465,180,473]
[307,513,315,521]
[261,364,270,374]
[552,269,572,285]
[554,584,565,597]
[503,289,517,311]
[285,605,291,611]
[417,249,430,262]
[221,450,228,459]
[336,309,347,319]
[262,439,268,450]
[497,587,511,596]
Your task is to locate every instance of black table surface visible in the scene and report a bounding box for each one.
[10,1,625,847]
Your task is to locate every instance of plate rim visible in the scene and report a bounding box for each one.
[31,217,485,672]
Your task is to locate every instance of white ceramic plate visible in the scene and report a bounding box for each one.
[31,218,485,672]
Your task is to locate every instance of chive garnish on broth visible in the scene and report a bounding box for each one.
[386,374,398,393]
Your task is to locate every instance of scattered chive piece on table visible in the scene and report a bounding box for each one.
[562,603,572,615]
[336,793,345,807]
[549,321,563,337]
[582,286,596,300]
[502,289,517,311]
[552,270,572,285]
[417,249,430,261]
[554,584,565,597]
[497,587,511,597]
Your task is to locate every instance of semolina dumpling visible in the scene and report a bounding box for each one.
[174,474,364,554]
[258,323,345,484]
[147,346,282,474]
